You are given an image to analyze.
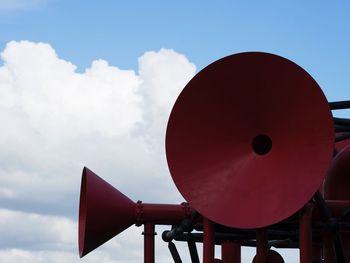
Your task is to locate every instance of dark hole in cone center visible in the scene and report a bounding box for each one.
[252,134,272,155]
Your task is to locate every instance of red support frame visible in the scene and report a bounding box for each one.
[203,217,215,263]
[143,223,156,263]
[299,203,314,263]
[221,240,241,263]
[256,228,269,263]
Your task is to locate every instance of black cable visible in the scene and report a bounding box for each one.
[335,125,350,133]
[168,242,182,263]
[329,101,350,110]
[334,117,350,126]
[187,233,200,263]
[333,234,346,263]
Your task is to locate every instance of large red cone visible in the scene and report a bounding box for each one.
[166,52,334,229]
[79,167,135,257]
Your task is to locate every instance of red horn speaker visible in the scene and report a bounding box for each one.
[79,167,135,257]
[79,167,191,258]
[166,52,334,229]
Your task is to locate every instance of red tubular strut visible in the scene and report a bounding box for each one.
[256,229,269,263]
[203,218,215,263]
[136,201,191,225]
[299,204,313,263]
[221,240,241,263]
[143,223,155,263]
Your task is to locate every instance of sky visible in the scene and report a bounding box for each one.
[0,1,350,262]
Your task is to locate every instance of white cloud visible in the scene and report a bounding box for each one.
[138,48,196,150]
[0,40,197,261]
[0,207,143,262]
[0,208,75,250]
[1,41,143,138]
[139,48,196,111]
[0,249,102,263]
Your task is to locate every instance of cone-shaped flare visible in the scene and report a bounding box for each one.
[166,52,334,229]
[79,167,135,257]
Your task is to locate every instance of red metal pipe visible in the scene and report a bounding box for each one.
[299,204,313,263]
[256,229,269,263]
[143,223,155,263]
[203,217,215,263]
[221,240,241,263]
[136,201,191,225]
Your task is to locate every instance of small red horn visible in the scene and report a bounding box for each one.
[78,167,191,257]
[79,167,135,257]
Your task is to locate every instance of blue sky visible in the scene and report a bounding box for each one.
[0,1,349,262]
[2,1,350,76]
[2,1,349,102]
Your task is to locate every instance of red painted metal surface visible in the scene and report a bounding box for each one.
[143,223,155,263]
[203,218,215,263]
[166,52,334,228]
[135,201,191,225]
[79,167,135,257]
[299,204,313,263]
[221,240,241,263]
[255,229,269,263]
[79,167,191,257]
